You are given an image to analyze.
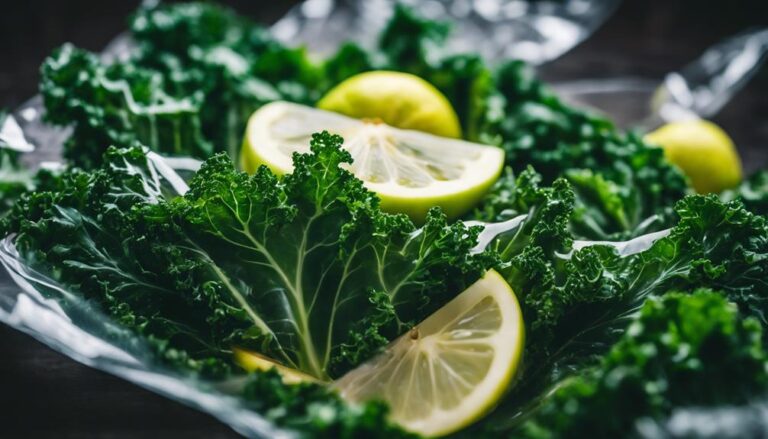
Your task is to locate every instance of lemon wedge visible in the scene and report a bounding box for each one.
[234,348,319,385]
[334,270,524,437]
[241,101,504,221]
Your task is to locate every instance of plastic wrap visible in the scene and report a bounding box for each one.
[1,3,765,438]
[553,27,768,131]
[272,0,620,64]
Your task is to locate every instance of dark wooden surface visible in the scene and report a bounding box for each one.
[0,1,766,437]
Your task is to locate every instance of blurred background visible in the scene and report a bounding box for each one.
[0,0,766,437]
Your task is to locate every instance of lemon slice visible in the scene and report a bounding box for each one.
[241,101,504,221]
[234,348,319,385]
[333,270,524,437]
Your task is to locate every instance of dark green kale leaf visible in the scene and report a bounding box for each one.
[378,5,450,73]
[40,3,322,168]
[0,149,31,221]
[131,1,321,157]
[40,44,214,168]
[377,6,496,140]
[169,131,493,378]
[5,139,419,437]
[473,61,691,240]
[474,192,768,436]
[131,1,322,97]
[6,132,494,380]
[721,169,768,217]
[519,291,768,439]
[242,369,415,438]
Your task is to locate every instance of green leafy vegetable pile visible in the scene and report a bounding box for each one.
[520,290,768,438]
[6,133,491,379]
[2,2,768,438]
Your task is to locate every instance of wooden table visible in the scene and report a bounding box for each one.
[0,0,766,437]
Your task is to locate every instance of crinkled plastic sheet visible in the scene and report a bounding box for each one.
[0,246,289,438]
[0,155,290,438]
[272,0,622,64]
[553,27,768,131]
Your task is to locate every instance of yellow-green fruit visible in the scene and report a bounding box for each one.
[317,71,462,138]
[644,120,742,194]
[241,102,503,223]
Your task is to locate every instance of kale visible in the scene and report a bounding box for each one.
[0,149,31,221]
[40,44,214,168]
[473,182,768,436]
[518,291,768,438]
[242,369,415,438]
[6,132,495,379]
[131,2,321,157]
[473,61,691,240]
[722,169,768,217]
[39,3,319,168]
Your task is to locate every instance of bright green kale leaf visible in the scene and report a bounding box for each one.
[7,132,493,380]
[40,44,214,168]
[518,291,768,439]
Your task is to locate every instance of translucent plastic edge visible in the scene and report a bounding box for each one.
[0,243,291,438]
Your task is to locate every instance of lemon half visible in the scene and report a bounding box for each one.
[644,119,742,194]
[241,101,504,221]
[334,270,524,437]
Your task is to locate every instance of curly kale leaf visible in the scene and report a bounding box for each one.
[40,44,214,168]
[130,2,320,156]
[169,131,493,378]
[475,191,768,435]
[519,291,768,439]
[131,1,322,97]
[7,132,493,380]
[472,61,690,240]
[0,149,31,220]
[40,3,321,168]
[242,369,415,438]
